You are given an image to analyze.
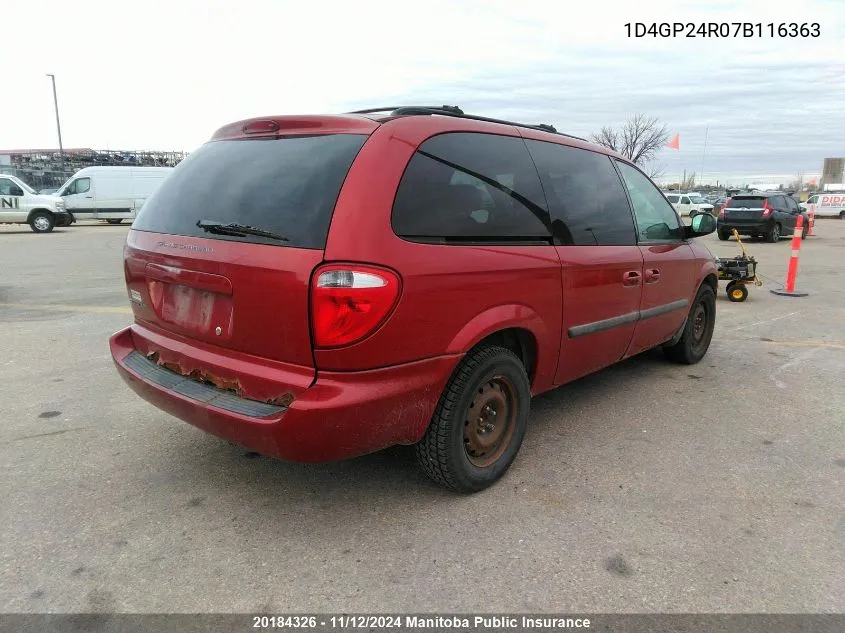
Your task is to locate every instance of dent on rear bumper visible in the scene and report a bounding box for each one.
[110,326,459,462]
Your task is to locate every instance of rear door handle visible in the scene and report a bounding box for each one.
[645,268,660,283]
[623,271,642,287]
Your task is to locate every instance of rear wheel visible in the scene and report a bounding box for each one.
[415,345,530,493]
[663,285,716,364]
[766,223,781,243]
[840,211,845,220]
[801,222,808,239]
[717,230,730,241]
[29,211,55,233]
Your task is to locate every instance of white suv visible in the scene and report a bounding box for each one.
[0,174,72,233]
[665,193,715,218]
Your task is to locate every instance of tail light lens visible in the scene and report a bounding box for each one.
[761,199,773,217]
[718,198,731,217]
[311,264,401,348]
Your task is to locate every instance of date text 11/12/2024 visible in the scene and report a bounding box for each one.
[625,22,820,38]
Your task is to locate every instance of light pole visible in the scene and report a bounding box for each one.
[46,74,65,170]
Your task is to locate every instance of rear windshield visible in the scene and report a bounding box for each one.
[727,197,766,209]
[132,134,368,249]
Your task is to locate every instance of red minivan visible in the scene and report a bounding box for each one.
[110,106,718,492]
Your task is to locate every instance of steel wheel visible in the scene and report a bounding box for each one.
[415,345,530,492]
[33,216,50,231]
[463,376,517,468]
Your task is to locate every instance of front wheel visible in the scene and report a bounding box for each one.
[663,285,716,364]
[726,282,748,302]
[29,211,55,233]
[415,345,530,493]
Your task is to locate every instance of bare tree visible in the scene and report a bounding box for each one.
[590,114,670,178]
[788,171,804,191]
[682,172,697,190]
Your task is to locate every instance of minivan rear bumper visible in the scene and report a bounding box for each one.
[110,325,458,462]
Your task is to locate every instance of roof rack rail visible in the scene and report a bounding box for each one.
[347,105,585,142]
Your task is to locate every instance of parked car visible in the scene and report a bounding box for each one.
[0,174,72,232]
[665,193,715,217]
[717,192,809,242]
[55,166,173,224]
[109,106,719,492]
[799,194,845,219]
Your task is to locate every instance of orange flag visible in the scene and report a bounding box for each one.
[666,134,680,150]
[808,177,817,185]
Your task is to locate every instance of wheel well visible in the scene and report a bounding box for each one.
[474,328,537,385]
[27,208,53,222]
[703,273,717,294]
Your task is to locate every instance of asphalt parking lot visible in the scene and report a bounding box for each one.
[1,220,843,614]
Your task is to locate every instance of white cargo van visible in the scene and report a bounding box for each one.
[56,166,173,224]
[0,173,71,232]
[800,194,845,219]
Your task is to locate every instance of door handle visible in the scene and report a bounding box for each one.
[645,268,660,283]
[85,196,93,199]
[622,271,641,287]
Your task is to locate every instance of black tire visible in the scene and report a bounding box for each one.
[840,211,845,220]
[415,345,530,493]
[801,222,808,239]
[766,223,781,243]
[29,211,55,233]
[663,285,716,365]
[726,283,748,302]
[106,219,122,225]
[689,210,698,219]
[717,230,730,241]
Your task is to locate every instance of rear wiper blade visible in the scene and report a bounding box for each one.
[196,219,289,241]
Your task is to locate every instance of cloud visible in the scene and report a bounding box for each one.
[2,0,843,184]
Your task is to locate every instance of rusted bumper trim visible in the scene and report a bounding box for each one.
[123,351,287,418]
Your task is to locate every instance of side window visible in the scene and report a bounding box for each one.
[771,196,787,211]
[525,140,636,245]
[0,179,23,196]
[71,178,91,193]
[615,161,684,242]
[680,196,691,205]
[666,195,679,204]
[392,133,551,242]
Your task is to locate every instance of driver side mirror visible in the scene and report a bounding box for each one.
[685,213,716,238]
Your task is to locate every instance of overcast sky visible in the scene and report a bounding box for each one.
[3,0,844,185]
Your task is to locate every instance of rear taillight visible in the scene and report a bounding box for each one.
[719,198,731,217]
[761,199,773,217]
[311,264,401,348]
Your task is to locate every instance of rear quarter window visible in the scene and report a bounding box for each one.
[391,132,551,243]
[132,134,368,249]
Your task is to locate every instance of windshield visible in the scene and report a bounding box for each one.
[727,197,767,209]
[13,177,37,195]
[132,134,368,249]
